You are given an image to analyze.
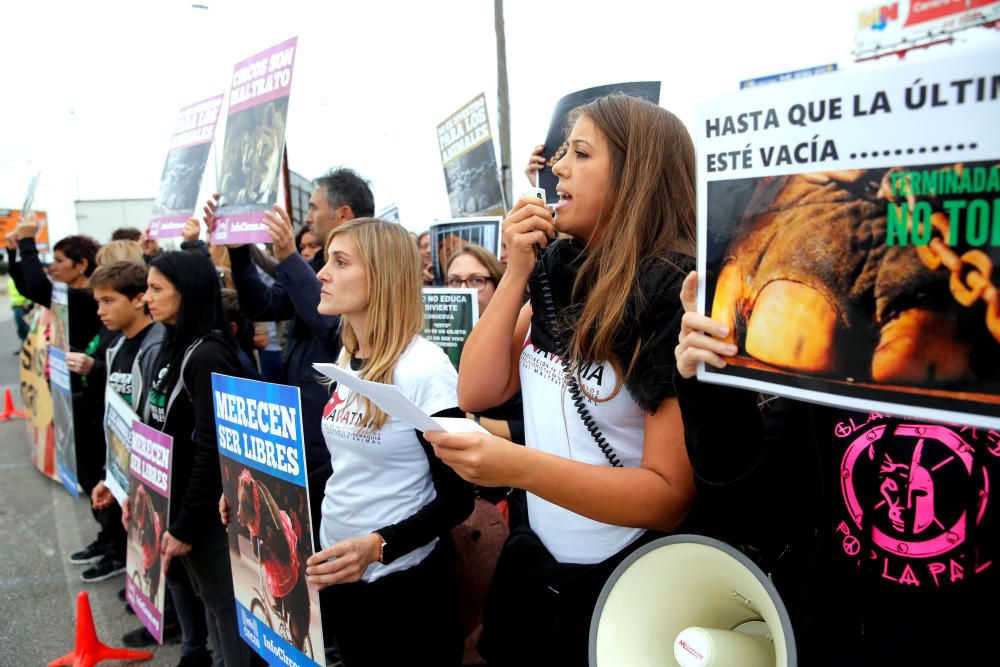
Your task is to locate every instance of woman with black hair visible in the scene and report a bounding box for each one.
[131,250,249,667]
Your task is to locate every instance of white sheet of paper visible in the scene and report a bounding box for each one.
[313,363,489,435]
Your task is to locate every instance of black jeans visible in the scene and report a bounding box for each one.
[478,495,658,667]
[178,525,250,667]
[319,538,463,667]
[163,560,209,657]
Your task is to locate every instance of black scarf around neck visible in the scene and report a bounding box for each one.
[527,238,693,413]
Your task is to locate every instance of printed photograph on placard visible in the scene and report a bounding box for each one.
[705,164,999,401]
[213,374,324,666]
[697,47,1000,428]
[537,81,660,205]
[443,142,504,217]
[213,37,298,246]
[126,481,167,623]
[428,218,501,286]
[104,387,134,504]
[217,97,288,210]
[20,307,56,479]
[49,284,77,495]
[125,422,172,644]
[437,93,505,218]
[149,95,224,239]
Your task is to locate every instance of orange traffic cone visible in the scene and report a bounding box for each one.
[0,387,25,421]
[48,591,153,667]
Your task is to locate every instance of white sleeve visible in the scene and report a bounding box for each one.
[399,339,458,418]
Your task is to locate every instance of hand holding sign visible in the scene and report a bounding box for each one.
[262,205,296,261]
[160,530,192,575]
[15,211,39,240]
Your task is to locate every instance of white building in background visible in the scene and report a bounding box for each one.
[74,199,155,244]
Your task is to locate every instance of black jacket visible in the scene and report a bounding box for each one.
[8,237,101,353]
[229,246,339,465]
[144,333,242,544]
[675,373,999,665]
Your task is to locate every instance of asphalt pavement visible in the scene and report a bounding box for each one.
[0,295,182,666]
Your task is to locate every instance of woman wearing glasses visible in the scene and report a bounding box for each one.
[445,246,524,447]
[444,245,502,331]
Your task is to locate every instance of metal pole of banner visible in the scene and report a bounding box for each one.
[494,0,513,211]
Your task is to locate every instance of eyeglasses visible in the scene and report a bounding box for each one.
[445,274,492,290]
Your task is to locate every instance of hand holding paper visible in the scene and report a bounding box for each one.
[423,429,527,488]
[313,363,488,435]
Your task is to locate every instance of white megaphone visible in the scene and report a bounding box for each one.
[590,534,796,667]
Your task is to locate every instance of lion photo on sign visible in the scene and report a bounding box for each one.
[218,98,287,209]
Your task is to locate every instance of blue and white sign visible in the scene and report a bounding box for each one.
[212,374,324,666]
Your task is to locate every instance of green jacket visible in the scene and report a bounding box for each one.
[7,277,29,308]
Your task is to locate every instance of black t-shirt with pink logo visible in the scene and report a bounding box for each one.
[676,374,998,666]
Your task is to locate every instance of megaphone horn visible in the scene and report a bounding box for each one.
[589,534,796,667]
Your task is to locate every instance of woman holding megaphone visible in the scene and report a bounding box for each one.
[426,94,698,665]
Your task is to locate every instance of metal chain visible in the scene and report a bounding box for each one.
[880,166,1000,342]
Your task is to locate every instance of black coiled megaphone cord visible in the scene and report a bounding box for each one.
[535,260,623,468]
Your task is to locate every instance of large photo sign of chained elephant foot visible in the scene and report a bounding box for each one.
[698,48,999,429]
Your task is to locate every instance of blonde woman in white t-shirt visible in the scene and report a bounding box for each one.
[426,94,698,666]
[305,218,473,666]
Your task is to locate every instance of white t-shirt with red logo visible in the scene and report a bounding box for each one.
[519,332,646,564]
[319,336,458,581]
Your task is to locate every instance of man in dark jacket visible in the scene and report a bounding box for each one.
[214,167,374,476]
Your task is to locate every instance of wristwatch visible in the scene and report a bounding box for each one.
[373,532,387,563]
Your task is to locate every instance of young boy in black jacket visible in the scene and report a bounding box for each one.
[80,261,164,581]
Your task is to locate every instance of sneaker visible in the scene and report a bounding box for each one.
[123,623,181,647]
[69,540,106,565]
[176,648,212,667]
[80,556,125,583]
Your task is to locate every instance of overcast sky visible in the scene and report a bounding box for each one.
[1,0,995,241]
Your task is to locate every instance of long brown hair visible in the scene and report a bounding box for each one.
[566,94,696,400]
[331,218,425,430]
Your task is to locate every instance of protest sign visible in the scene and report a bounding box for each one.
[212,374,324,666]
[428,217,501,285]
[437,93,505,218]
[149,95,225,239]
[104,388,133,504]
[125,421,172,644]
[212,37,298,245]
[854,1,1000,59]
[49,283,77,496]
[376,202,401,224]
[422,287,479,369]
[697,47,1000,429]
[19,307,56,479]
[536,82,660,205]
[740,64,837,90]
[21,172,40,215]
[0,209,50,251]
